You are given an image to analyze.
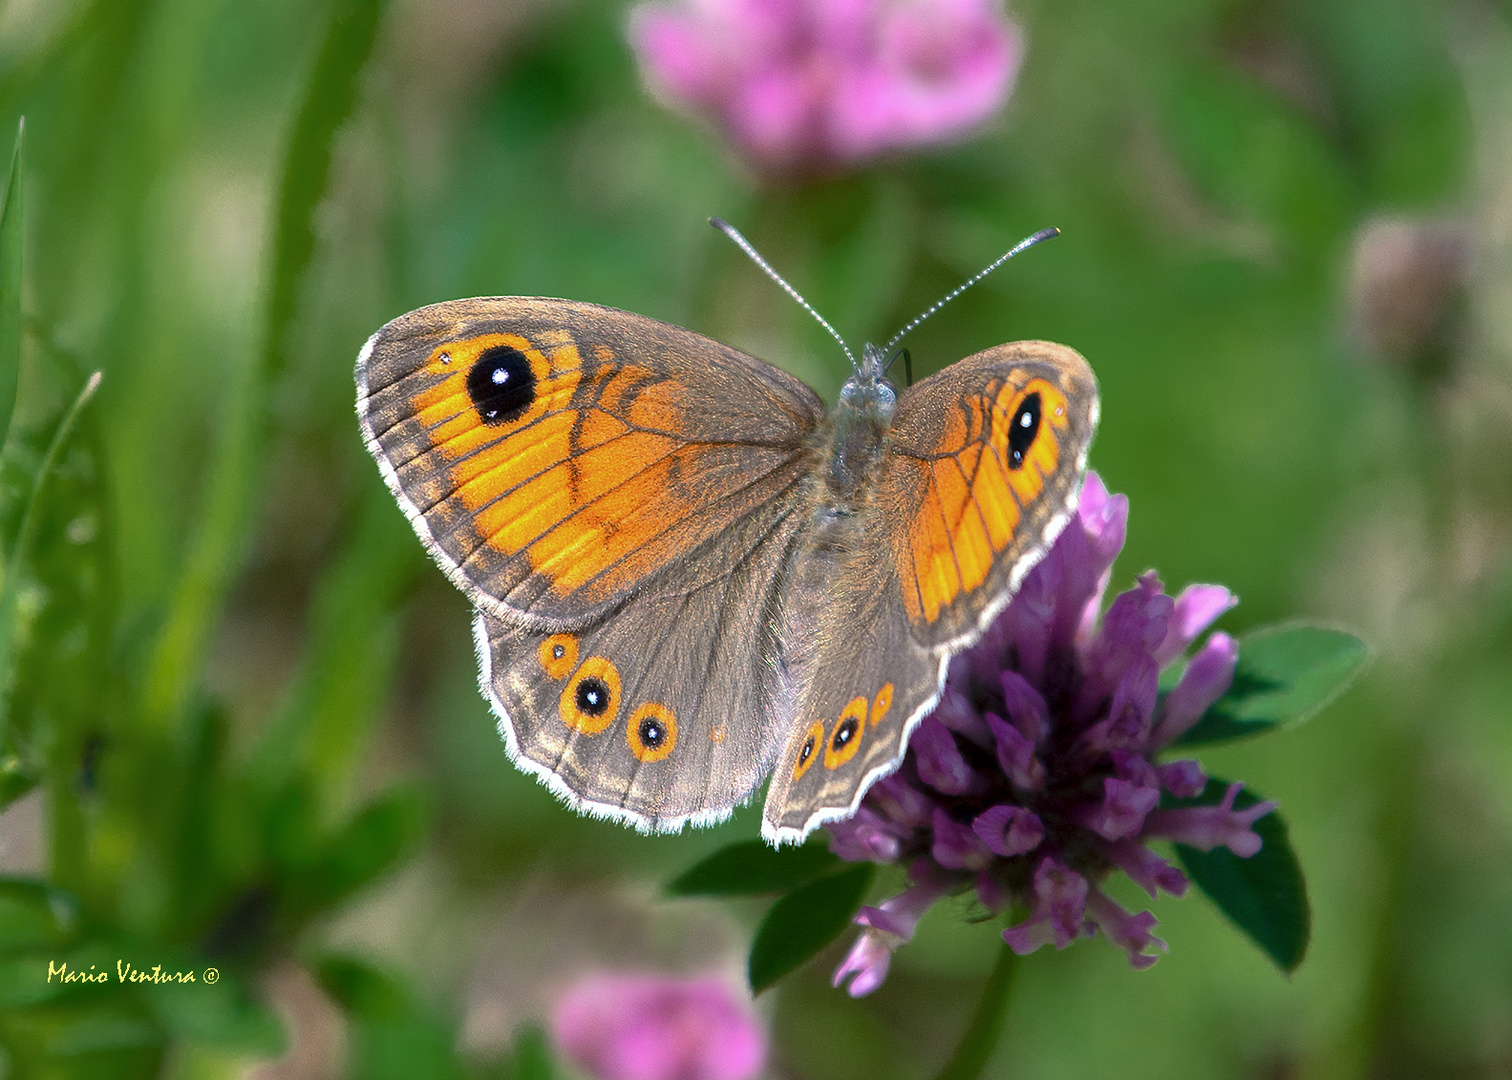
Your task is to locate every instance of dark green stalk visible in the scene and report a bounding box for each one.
[934,941,1021,1080]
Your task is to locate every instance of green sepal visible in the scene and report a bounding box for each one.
[747,863,873,994]
[666,839,841,897]
[1176,622,1367,746]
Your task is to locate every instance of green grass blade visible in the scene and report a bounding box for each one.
[248,485,417,804]
[0,370,101,741]
[140,0,390,734]
[0,117,22,458]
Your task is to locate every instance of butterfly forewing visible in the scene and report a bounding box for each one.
[357,298,825,625]
[881,341,1098,648]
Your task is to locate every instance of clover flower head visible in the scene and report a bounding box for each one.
[828,472,1275,995]
[551,972,766,1080]
[629,0,1023,172]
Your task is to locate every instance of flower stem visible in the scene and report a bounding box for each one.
[933,941,1020,1080]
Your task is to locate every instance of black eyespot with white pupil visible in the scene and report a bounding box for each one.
[575,677,610,717]
[832,716,859,750]
[552,644,565,659]
[638,715,667,750]
[1007,392,1041,470]
[466,345,535,425]
[799,736,815,765]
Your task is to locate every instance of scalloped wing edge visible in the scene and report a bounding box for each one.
[471,611,748,835]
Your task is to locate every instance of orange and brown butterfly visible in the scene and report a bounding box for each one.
[356,220,1097,844]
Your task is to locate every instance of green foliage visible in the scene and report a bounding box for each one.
[1176,623,1369,746]
[1170,779,1311,973]
[748,864,875,994]
[666,839,842,897]
[317,956,469,1080]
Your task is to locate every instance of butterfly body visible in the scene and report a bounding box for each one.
[358,297,1097,843]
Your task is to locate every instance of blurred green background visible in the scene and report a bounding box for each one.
[0,0,1509,1076]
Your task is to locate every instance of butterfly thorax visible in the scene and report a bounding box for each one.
[825,344,897,506]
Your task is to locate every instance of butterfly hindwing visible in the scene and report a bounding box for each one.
[476,481,811,832]
[760,537,942,842]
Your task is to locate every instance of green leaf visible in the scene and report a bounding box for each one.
[315,955,406,1020]
[506,1025,560,1080]
[1170,778,1311,973]
[0,878,80,956]
[1176,623,1368,746]
[666,839,841,897]
[748,864,873,994]
[140,960,283,1055]
[0,753,37,809]
[0,936,119,1009]
[0,117,22,454]
[316,955,467,1080]
[282,785,426,922]
[33,1001,162,1056]
[249,486,418,806]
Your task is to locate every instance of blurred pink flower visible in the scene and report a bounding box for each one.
[629,0,1023,171]
[551,972,766,1080]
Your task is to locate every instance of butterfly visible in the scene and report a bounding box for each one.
[356,221,1098,845]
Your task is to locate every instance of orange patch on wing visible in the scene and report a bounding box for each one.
[538,633,578,679]
[449,409,577,502]
[909,484,963,625]
[625,378,688,433]
[517,432,686,592]
[905,375,1075,625]
[595,363,652,414]
[824,696,869,770]
[577,408,630,448]
[970,446,1020,549]
[930,457,992,594]
[627,702,678,763]
[870,683,894,726]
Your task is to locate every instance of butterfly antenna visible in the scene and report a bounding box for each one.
[710,217,857,370]
[882,227,1060,355]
